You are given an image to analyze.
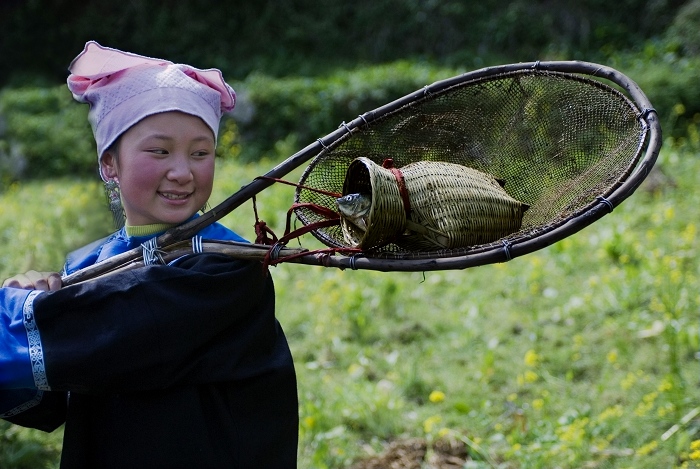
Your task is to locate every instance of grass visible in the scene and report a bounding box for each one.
[1,136,699,468]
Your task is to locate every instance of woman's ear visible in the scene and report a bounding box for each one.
[100,151,118,180]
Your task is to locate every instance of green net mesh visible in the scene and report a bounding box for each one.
[294,69,646,258]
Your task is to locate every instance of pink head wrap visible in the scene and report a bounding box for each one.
[67,41,236,180]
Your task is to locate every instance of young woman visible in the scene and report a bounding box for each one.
[0,41,298,468]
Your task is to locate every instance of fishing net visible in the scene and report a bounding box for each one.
[293,67,655,264]
[62,62,660,284]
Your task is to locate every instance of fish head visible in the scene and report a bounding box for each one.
[336,193,371,218]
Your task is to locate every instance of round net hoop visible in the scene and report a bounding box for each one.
[291,63,660,271]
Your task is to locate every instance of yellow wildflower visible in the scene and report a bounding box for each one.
[635,440,658,456]
[635,400,654,417]
[682,224,696,244]
[303,416,315,429]
[423,415,442,433]
[671,269,683,286]
[597,404,624,421]
[524,349,540,367]
[664,206,675,221]
[658,378,673,392]
[556,418,588,443]
[429,390,445,403]
[437,427,451,438]
[621,372,638,390]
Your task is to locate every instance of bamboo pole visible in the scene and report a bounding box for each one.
[62,241,308,286]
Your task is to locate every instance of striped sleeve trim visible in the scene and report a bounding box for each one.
[23,290,51,391]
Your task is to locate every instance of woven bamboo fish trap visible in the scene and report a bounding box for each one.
[339,158,530,251]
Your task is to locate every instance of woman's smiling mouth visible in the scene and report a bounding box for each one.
[159,191,191,201]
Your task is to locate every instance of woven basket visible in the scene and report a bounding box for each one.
[340,157,529,250]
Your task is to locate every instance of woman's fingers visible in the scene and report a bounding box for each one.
[2,271,63,291]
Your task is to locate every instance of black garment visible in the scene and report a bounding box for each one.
[7,254,298,468]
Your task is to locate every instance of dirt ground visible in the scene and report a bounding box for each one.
[348,436,471,469]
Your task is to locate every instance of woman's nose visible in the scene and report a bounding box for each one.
[167,155,194,183]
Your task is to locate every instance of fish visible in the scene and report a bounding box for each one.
[336,193,371,231]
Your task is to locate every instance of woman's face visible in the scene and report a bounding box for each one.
[101,111,216,226]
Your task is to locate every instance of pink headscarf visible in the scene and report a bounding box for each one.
[67,41,236,180]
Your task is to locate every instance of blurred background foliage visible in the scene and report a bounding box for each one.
[0,0,687,83]
[0,0,699,184]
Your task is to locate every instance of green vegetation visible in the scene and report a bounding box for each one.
[0,86,92,181]
[1,132,699,467]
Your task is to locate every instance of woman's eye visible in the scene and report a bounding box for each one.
[148,148,168,155]
[192,150,211,158]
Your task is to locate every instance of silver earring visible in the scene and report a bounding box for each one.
[104,179,125,229]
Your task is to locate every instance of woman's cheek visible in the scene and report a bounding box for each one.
[121,158,164,193]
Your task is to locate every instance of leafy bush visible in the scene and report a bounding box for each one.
[229,61,463,161]
[635,58,700,138]
[2,56,699,179]
[214,56,700,161]
[0,86,94,183]
[665,0,700,56]
[609,48,700,140]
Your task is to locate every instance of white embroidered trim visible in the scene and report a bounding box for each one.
[23,290,50,391]
[0,390,43,418]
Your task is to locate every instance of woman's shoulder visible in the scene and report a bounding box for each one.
[62,232,120,275]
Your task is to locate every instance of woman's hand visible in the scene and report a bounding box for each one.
[2,270,63,291]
